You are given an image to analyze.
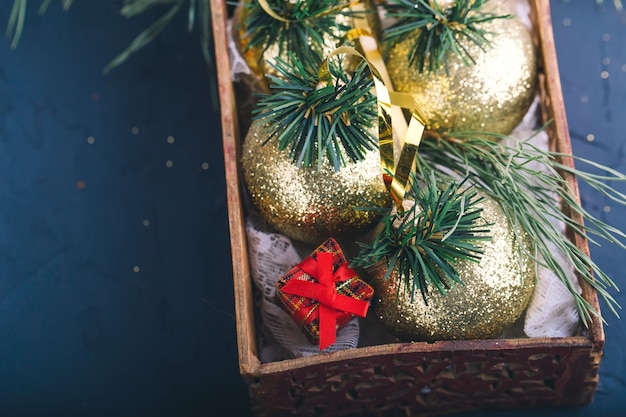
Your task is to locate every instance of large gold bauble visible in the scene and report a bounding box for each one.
[241,118,391,245]
[370,193,536,342]
[384,10,537,136]
[233,0,381,88]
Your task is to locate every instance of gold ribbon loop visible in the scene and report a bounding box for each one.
[318,35,427,210]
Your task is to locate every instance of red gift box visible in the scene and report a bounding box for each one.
[275,238,374,350]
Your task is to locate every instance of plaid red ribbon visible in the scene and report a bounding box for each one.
[281,251,370,350]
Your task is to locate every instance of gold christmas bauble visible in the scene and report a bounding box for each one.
[241,118,391,245]
[370,193,536,342]
[384,7,537,136]
[233,0,381,88]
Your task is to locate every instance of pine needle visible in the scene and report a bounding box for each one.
[352,170,491,304]
[416,130,623,324]
[6,0,214,82]
[253,52,378,171]
[239,0,365,67]
[104,0,185,74]
[6,0,27,49]
[382,0,511,73]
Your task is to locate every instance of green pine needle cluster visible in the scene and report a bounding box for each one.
[6,0,213,75]
[351,172,491,304]
[5,0,74,49]
[416,130,624,325]
[240,0,362,65]
[253,53,378,171]
[382,0,510,73]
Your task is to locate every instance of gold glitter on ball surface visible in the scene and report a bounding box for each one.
[384,11,537,136]
[241,118,391,245]
[371,193,536,342]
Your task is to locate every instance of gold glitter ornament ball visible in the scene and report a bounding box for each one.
[241,118,391,245]
[371,193,536,342]
[233,0,381,88]
[384,7,537,136]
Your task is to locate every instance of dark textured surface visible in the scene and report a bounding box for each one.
[0,1,624,417]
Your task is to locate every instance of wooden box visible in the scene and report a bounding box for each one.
[210,0,604,415]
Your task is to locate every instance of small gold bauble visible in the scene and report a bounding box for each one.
[233,0,381,88]
[370,193,536,342]
[384,11,537,136]
[241,118,391,245]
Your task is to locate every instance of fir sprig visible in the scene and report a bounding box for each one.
[416,130,624,325]
[4,0,74,49]
[6,0,213,75]
[253,53,378,171]
[240,0,363,66]
[382,0,511,73]
[351,171,491,304]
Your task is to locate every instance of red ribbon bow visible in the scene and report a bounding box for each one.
[281,251,370,350]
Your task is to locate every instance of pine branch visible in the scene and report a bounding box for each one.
[5,0,26,48]
[6,0,213,73]
[416,130,623,324]
[252,52,378,171]
[104,0,186,74]
[382,0,511,73]
[351,171,491,304]
[239,0,365,67]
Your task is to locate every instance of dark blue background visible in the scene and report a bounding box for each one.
[0,1,624,416]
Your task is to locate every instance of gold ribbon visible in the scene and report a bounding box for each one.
[318,36,427,210]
